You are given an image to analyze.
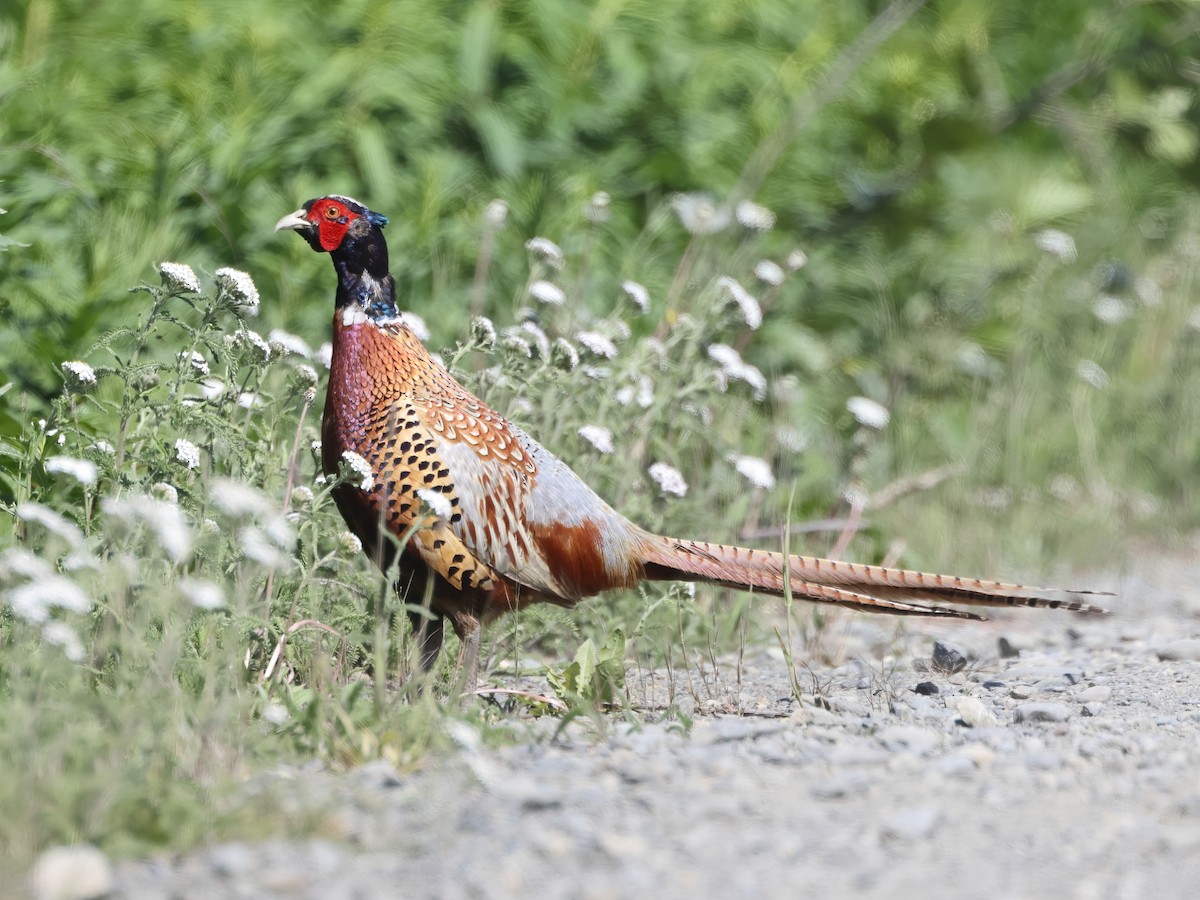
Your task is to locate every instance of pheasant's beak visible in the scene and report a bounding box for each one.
[274,208,313,234]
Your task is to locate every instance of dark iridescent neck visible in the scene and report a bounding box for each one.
[331,229,398,320]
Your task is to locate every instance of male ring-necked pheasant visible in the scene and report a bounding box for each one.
[276,195,1108,686]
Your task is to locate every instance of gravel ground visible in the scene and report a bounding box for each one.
[30,542,1200,899]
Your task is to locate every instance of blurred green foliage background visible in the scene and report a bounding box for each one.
[3,0,1200,557]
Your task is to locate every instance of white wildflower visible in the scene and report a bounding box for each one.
[609,319,632,343]
[15,502,84,548]
[398,312,431,341]
[6,573,90,624]
[1093,296,1131,325]
[485,199,509,228]
[194,378,226,401]
[231,328,271,361]
[584,191,612,224]
[101,494,192,563]
[528,280,565,306]
[150,482,178,504]
[754,260,785,287]
[955,343,999,379]
[268,329,312,358]
[290,485,314,509]
[578,425,614,454]
[648,462,688,497]
[622,280,650,313]
[1033,229,1077,263]
[786,249,809,271]
[716,276,762,329]
[1049,474,1080,503]
[502,334,532,358]
[777,426,809,453]
[92,440,115,455]
[41,621,86,661]
[215,267,260,314]
[735,199,776,231]
[239,526,293,570]
[640,337,667,359]
[581,365,611,380]
[471,316,497,349]
[340,451,373,490]
[209,478,274,518]
[1076,359,1109,389]
[576,331,618,359]
[707,344,766,401]
[520,322,551,359]
[237,392,262,409]
[311,439,323,454]
[179,350,209,375]
[316,342,333,369]
[174,438,200,470]
[202,518,220,535]
[682,401,713,426]
[159,261,200,293]
[61,361,97,389]
[295,364,319,386]
[551,338,579,370]
[616,375,654,409]
[45,456,98,486]
[672,193,731,235]
[841,483,870,509]
[847,396,891,430]
[731,455,776,490]
[263,702,290,725]
[179,578,225,610]
[525,237,565,269]
[416,489,453,519]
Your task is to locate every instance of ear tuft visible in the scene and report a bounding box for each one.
[367,211,389,229]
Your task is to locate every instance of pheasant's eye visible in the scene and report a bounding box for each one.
[325,206,341,220]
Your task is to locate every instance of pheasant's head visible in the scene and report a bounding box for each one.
[274,195,389,254]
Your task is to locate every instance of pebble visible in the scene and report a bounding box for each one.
[1013,702,1072,724]
[1010,685,1033,700]
[954,696,999,728]
[1083,702,1106,717]
[932,641,968,674]
[1077,685,1113,703]
[913,681,940,696]
[29,845,114,900]
[1156,639,1200,662]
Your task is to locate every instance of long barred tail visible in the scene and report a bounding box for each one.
[640,536,1111,619]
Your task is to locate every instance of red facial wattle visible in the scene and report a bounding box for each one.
[307,199,359,252]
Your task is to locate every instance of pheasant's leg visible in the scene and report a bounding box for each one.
[452,614,483,694]
[407,607,444,673]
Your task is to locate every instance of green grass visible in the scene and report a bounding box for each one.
[2,0,1200,875]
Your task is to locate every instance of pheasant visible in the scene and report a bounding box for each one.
[275,195,1108,687]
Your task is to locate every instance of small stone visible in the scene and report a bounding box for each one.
[883,804,942,840]
[1010,685,1033,700]
[29,844,114,900]
[208,842,254,877]
[1082,702,1105,717]
[1156,639,1200,662]
[932,641,967,674]
[913,681,940,696]
[998,636,1021,658]
[1013,702,1072,724]
[1076,685,1112,703]
[954,696,999,728]
[982,680,1006,690]
[1031,677,1070,693]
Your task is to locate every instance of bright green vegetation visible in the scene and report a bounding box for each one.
[2,0,1199,872]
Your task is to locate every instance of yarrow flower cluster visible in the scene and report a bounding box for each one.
[179,350,209,375]
[707,343,767,401]
[398,312,431,341]
[340,450,373,490]
[229,328,271,362]
[267,329,313,358]
[179,578,225,610]
[174,438,200,470]
[101,493,193,563]
[672,193,730,235]
[61,361,97,390]
[525,237,565,269]
[576,331,618,359]
[485,199,509,228]
[551,338,579,370]
[528,280,565,306]
[471,316,497,349]
[731,454,776,490]
[716,276,762,329]
[584,191,611,224]
[648,462,688,497]
[754,260,785,287]
[615,375,654,409]
[735,199,776,231]
[1033,229,1077,264]
[1093,296,1131,325]
[621,280,650,313]
[215,267,260,315]
[159,261,200,293]
[578,424,614,454]
[846,396,891,430]
[1076,359,1109,389]
[416,488,453,519]
[44,456,98,486]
